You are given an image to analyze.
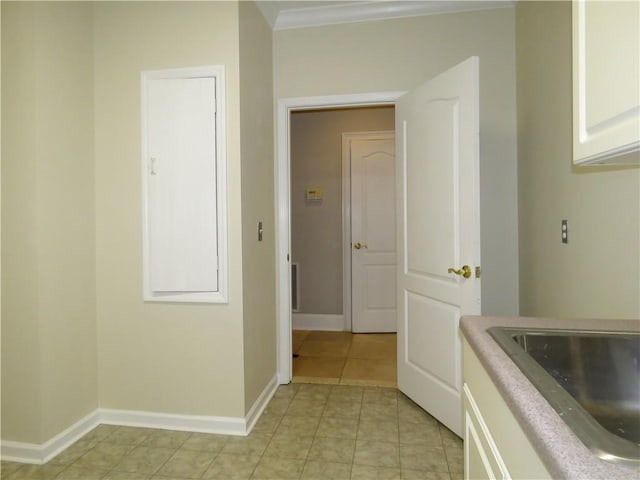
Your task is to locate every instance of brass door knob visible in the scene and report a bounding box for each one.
[448,265,472,278]
[353,242,368,250]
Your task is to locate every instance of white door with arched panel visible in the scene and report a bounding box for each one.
[350,135,397,333]
[396,57,481,436]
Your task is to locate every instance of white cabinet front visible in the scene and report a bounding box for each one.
[464,384,511,480]
[462,340,552,479]
[572,0,640,164]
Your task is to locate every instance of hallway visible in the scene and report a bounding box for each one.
[292,331,397,387]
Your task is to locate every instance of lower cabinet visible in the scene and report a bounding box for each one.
[464,384,510,480]
[462,339,552,480]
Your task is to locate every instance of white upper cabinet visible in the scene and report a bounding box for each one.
[573,0,640,165]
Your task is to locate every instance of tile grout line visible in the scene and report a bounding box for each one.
[195,452,218,480]
[152,431,191,478]
[341,333,353,384]
[440,424,459,480]
[348,384,365,478]
[303,384,333,479]
[192,432,222,480]
[60,425,124,479]
[249,387,295,480]
[99,427,127,478]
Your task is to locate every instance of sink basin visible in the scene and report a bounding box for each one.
[488,327,640,466]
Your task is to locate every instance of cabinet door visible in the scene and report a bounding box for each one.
[573,0,640,164]
[464,384,511,480]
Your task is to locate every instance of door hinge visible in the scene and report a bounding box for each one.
[475,266,481,279]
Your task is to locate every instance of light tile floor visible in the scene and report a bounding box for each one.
[292,331,397,387]
[1,384,463,480]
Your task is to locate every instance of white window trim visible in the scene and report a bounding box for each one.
[141,65,228,303]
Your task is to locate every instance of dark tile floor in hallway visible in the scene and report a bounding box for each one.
[1,384,463,480]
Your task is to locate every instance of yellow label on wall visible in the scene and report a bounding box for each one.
[305,187,324,201]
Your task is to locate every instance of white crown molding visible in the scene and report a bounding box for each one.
[256,1,281,29]
[273,1,515,31]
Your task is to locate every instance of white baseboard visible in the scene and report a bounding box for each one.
[1,410,100,464]
[1,374,279,464]
[100,374,278,437]
[99,408,246,436]
[244,374,278,434]
[292,313,345,331]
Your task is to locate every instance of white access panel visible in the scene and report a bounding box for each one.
[142,66,227,303]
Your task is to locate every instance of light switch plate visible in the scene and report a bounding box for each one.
[561,219,568,244]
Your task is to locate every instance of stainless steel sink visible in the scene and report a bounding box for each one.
[488,327,640,466]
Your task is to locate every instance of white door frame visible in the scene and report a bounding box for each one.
[276,92,405,384]
[341,131,395,333]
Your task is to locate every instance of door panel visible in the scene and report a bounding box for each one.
[363,153,396,252]
[406,100,458,277]
[366,265,396,308]
[406,293,460,388]
[397,57,481,436]
[147,77,218,293]
[351,136,397,333]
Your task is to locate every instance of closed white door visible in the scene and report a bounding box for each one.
[396,57,481,436]
[351,135,397,333]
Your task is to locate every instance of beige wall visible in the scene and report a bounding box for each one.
[1,1,281,445]
[290,107,395,315]
[94,1,246,417]
[1,2,97,443]
[275,8,520,316]
[1,1,42,443]
[516,2,640,319]
[239,1,277,411]
[2,1,279,444]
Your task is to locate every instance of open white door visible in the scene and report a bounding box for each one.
[396,57,481,437]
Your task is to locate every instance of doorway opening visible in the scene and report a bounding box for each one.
[276,92,405,385]
[288,107,397,385]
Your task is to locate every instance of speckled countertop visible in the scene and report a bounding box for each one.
[460,315,640,480]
